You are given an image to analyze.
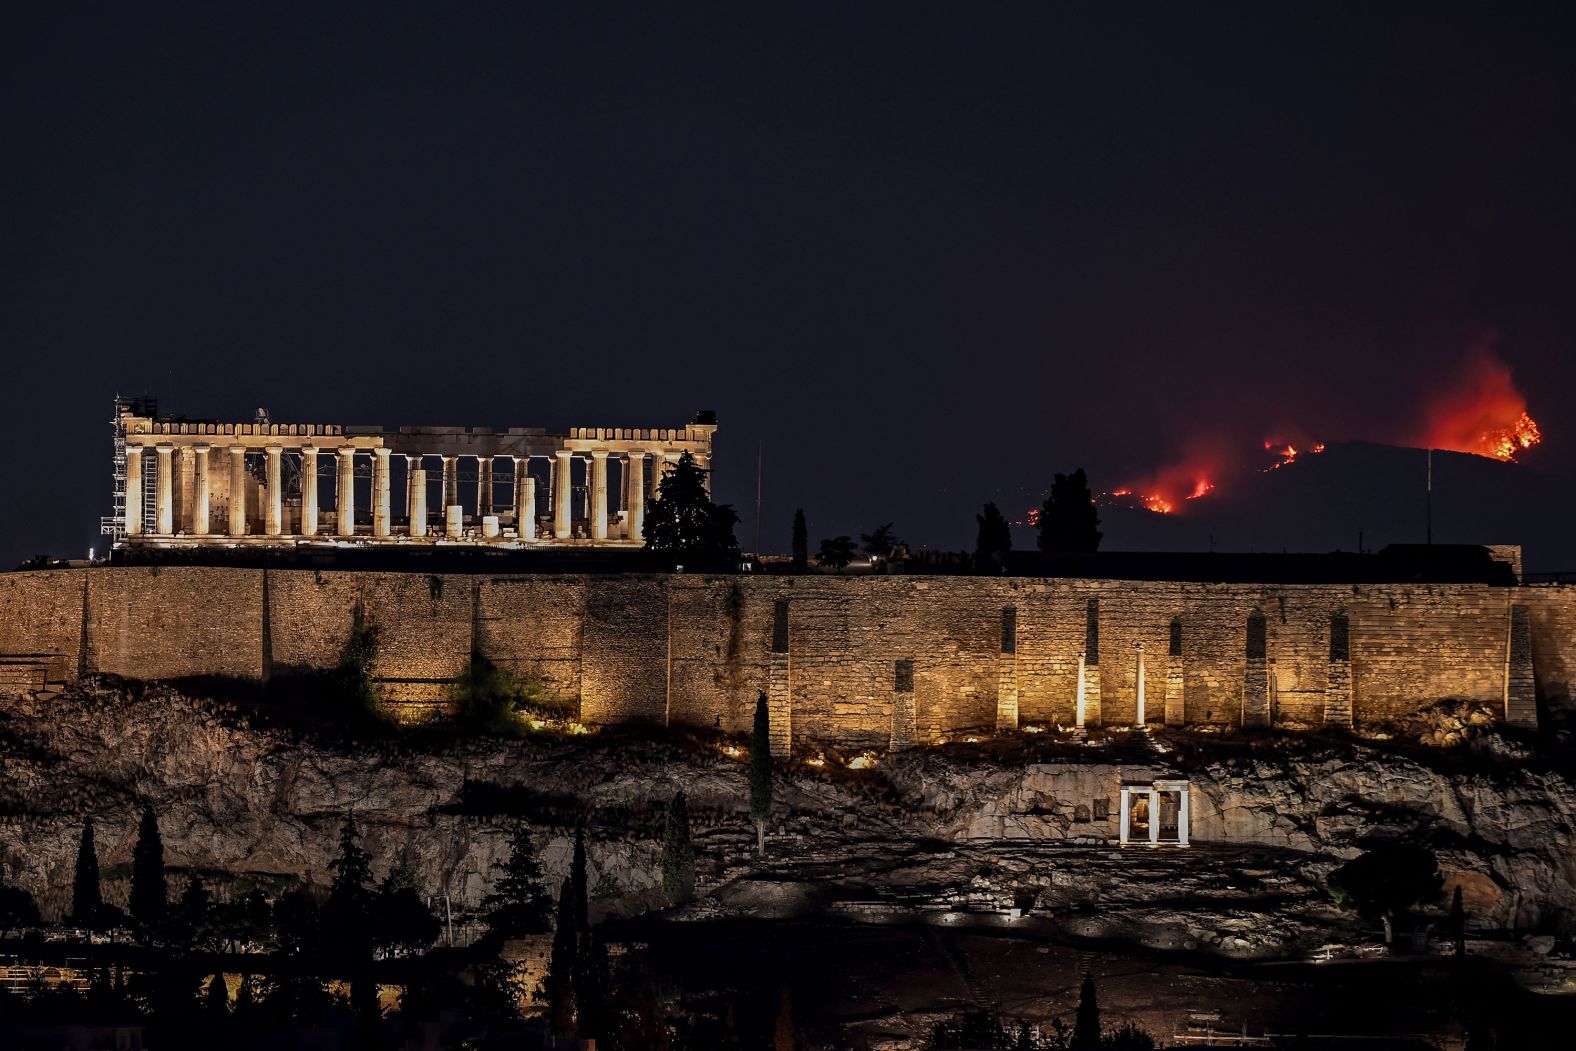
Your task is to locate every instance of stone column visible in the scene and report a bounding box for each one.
[446,504,464,539]
[996,606,1018,732]
[769,599,793,756]
[228,446,247,535]
[337,448,356,537]
[408,468,428,537]
[442,456,458,514]
[373,448,392,537]
[626,453,645,541]
[404,455,419,527]
[476,456,493,517]
[299,446,319,536]
[155,444,174,535]
[1178,787,1191,846]
[1075,651,1087,729]
[590,451,609,540]
[124,445,144,536]
[1134,642,1146,726]
[650,451,666,500]
[191,444,211,536]
[1149,787,1161,845]
[553,450,573,539]
[1118,786,1131,845]
[514,459,536,540]
[1165,617,1186,726]
[263,446,284,536]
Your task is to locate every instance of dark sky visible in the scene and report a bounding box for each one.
[4,4,1575,567]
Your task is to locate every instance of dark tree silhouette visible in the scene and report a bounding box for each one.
[644,451,739,565]
[751,691,774,856]
[0,883,39,936]
[974,502,1013,570]
[482,826,554,940]
[545,827,592,1038]
[129,803,167,931]
[374,864,441,956]
[792,509,809,571]
[1450,884,1466,956]
[323,813,378,1017]
[659,791,697,906]
[1327,844,1444,943]
[1037,469,1102,553]
[205,973,230,1016]
[72,817,103,927]
[860,522,902,557]
[816,535,857,570]
[1072,972,1101,1049]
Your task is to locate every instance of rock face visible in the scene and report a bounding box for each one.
[2,682,1574,943]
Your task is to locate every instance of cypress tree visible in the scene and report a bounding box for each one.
[791,509,808,571]
[974,502,1013,570]
[205,973,230,1016]
[129,803,167,931]
[72,817,103,927]
[1451,885,1466,957]
[545,872,580,1037]
[1072,971,1101,1049]
[659,791,696,906]
[750,691,773,857]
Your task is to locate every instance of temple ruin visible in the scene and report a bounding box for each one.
[102,398,717,549]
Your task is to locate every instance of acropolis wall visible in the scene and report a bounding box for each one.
[0,568,1563,749]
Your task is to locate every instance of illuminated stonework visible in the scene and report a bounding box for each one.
[106,400,717,550]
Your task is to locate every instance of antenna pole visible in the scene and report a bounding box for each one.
[1426,448,1433,545]
[754,441,763,554]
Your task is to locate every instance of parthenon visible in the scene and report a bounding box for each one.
[104,399,717,549]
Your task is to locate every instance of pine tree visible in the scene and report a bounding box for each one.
[660,791,697,906]
[974,502,1013,570]
[816,536,857,570]
[1072,971,1101,1049]
[129,803,167,931]
[1037,469,1103,553]
[72,817,103,927]
[644,451,739,565]
[323,813,379,1019]
[482,826,554,940]
[791,509,808,571]
[751,691,773,857]
[860,523,901,558]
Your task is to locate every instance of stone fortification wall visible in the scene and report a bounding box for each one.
[0,568,1564,748]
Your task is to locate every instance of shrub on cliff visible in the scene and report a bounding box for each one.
[452,654,558,735]
[331,608,389,726]
[1327,843,1444,942]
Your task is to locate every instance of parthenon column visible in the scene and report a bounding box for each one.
[1076,651,1088,729]
[590,451,609,540]
[441,456,458,514]
[190,444,211,536]
[405,455,419,525]
[650,450,665,500]
[515,458,536,540]
[373,448,392,537]
[553,449,573,539]
[1149,786,1161,845]
[1134,642,1146,726]
[477,456,493,517]
[228,446,247,535]
[264,446,284,536]
[124,445,143,536]
[626,453,645,541]
[155,444,174,535]
[337,448,356,537]
[408,466,428,537]
[300,446,319,536]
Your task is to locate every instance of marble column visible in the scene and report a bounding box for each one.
[1178,788,1190,846]
[1118,786,1131,845]
[409,468,428,537]
[626,453,645,541]
[1134,642,1146,726]
[124,445,143,536]
[373,448,392,537]
[649,450,665,500]
[553,449,573,539]
[263,446,284,536]
[228,446,247,536]
[300,446,319,536]
[405,455,419,527]
[515,458,536,540]
[477,456,493,517]
[441,456,458,515]
[337,448,356,537]
[191,444,211,536]
[1149,786,1161,845]
[155,444,174,535]
[590,451,609,540]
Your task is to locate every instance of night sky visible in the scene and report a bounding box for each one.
[5,5,1575,569]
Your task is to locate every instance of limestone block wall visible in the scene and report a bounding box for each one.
[0,568,1569,745]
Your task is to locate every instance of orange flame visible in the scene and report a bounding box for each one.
[1415,355,1542,461]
